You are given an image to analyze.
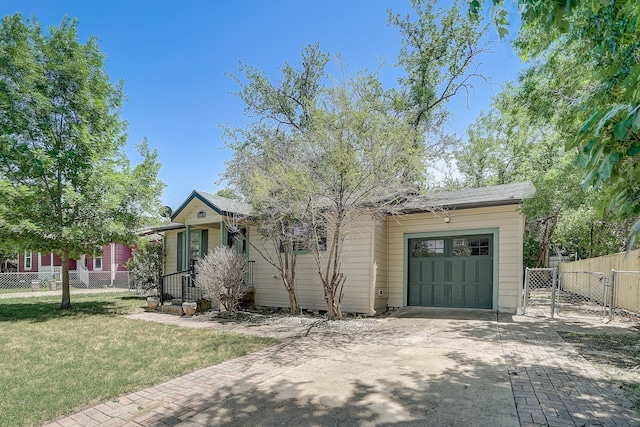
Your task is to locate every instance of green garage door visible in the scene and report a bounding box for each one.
[408,235,493,308]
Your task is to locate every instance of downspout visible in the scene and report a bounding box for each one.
[386,215,391,310]
[369,214,377,316]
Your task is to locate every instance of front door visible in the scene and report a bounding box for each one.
[408,235,493,308]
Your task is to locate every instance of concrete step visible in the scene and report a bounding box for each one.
[161,304,183,316]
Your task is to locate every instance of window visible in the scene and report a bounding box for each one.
[94,256,103,270]
[24,250,32,270]
[411,239,444,257]
[227,227,247,256]
[280,224,326,253]
[453,237,490,256]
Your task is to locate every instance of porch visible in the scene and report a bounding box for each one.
[159,260,255,306]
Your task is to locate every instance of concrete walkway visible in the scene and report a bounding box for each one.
[41,309,639,427]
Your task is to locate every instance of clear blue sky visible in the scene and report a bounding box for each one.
[1,1,526,209]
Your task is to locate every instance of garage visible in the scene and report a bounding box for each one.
[408,234,493,308]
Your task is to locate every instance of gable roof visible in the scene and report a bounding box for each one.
[171,190,251,221]
[400,181,535,212]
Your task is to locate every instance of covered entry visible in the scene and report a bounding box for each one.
[408,235,493,308]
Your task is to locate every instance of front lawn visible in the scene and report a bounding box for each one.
[0,293,276,427]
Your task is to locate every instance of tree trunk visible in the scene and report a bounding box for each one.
[287,289,299,314]
[326,291,336,320]
[61,247,71,309]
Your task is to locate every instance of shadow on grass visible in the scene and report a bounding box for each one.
[0,295,146,322]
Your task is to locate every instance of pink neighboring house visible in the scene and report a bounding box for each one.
[18,243,132,277]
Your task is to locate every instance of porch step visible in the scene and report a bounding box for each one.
[161,304,183,316]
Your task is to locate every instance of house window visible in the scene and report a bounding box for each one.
[227,227,247,256]
[94,256,103,270]
[24,250,32,270]
[190,231,201,264]
[279,224,327,253]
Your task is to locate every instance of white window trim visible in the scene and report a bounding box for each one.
[24,250,32,270]
[94,256,103,271]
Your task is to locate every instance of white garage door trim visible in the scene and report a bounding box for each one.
[403,227,500,310]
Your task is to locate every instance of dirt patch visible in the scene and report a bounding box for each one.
[558,330,640,408]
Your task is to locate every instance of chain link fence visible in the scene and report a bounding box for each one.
[0,271,130,293]
[523,267,640,322]
[523,268,558,317]
[556,271,610,319]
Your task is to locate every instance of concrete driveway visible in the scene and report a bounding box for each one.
[44,308,639,427]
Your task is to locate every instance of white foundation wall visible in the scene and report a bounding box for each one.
[386,205,524,313]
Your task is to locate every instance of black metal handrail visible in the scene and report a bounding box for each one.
[160,260,255,305]
[159,269,191,304]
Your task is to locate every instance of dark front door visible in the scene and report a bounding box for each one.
[408,235,493,308]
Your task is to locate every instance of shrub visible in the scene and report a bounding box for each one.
[196,247,247,312]
[126,240,163,294]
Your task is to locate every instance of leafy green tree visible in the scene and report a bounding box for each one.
[0,15,164,308]
[456,76,637,266]
[214,188,241,201]
[389,0,492,161]
[223,44,328,314]
[472,0,640,244]
[305,69,423,319]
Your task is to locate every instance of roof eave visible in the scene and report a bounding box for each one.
[400,198,524,214]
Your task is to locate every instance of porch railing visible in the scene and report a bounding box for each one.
[159,260,255,305]
[159,269,191,304]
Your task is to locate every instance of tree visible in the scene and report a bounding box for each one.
[456,78,637,266]
[472,0,640,244]
[225,1,490,318]
[305,69,423,319]
[0,15,164,308]
[126,239,163,294]
[389,0,492,141]
[223,44,328,314]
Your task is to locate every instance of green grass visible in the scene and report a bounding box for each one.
[0,293,277,427]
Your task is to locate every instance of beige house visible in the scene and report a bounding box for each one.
[159,181,534,314]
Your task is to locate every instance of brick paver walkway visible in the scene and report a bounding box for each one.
[499,317,639,427]
[41,312,640,427]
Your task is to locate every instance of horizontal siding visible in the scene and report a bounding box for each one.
[387,205,524,313]
[251,216,375,314]
[373,217,388,312]
[164,230,178,274]
[115,244,132,271]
